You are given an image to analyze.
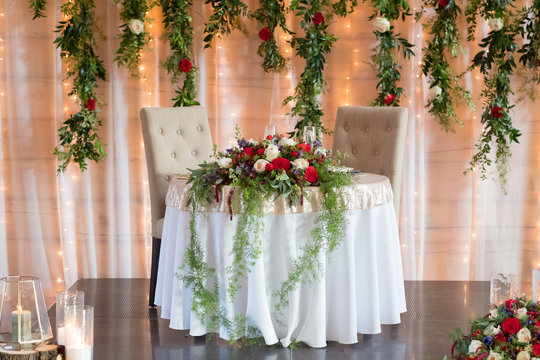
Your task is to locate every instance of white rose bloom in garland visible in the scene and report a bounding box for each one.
[373,17,390,33]
[487,17,504,31]
[428,85,442,99]
[128,19,144,34]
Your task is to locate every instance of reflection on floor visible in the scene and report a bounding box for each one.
[48,279,489,360]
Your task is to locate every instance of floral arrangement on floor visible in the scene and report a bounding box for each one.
[450,296,540,360]
[181,127,352,341]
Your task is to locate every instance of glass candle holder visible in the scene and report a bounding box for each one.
[490,273,520,305]
[303,126,316,145]
[56,290,84,345]
[65,305,94,360]
[264,125,276,138]
[0,276,53,350]
[533,268,540,301]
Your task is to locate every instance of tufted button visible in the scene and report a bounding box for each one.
[191,150,197,156]
[164,175,170,181]
[196,125,202,132]
[171,152,176,158]
[352,148,358,154]
[387,126,392,132]
[176,129,182,135]
[374,149,380,156]
[365,127,371,133]
[344,125,350,131]
[158,128,163,134]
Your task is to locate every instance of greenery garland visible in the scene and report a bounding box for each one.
[29,0,47,19]
[161,0,200,106]
[54,0,107,172]
[517,0,540,100]
[464,0,522,189]
[284,0,357,139]
[420,0,474,131]
[369,0,414,106]
[252,0,291,73]
[112,0,155,77]
[203,0,249,48]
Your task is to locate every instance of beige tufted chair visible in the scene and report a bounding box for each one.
[140,106,213,306]
[332,106,408,219]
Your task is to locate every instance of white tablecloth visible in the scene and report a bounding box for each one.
[155,174,406,348]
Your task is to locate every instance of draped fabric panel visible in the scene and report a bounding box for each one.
[0,0,539,306]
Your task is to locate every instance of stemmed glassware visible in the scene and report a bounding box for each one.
[264,125,276,138]
[303,126,316,145]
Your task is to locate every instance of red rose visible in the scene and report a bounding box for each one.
[313,12,324,25]
[292,151,298,158]
[491,106,504,118]
[533,343,540,355]
[85,98,96,111]
[179,59,192,73]
[501,317,522,334]
[265,163,273,171]
[272,157,291,171]
[384,94,395,105]
[298,143,311,152]
[304,166,318,183]
[243,147,255,157]
[257,148,265,156]
[505,299,517,309]
[259,27,271,42]
[266,135,273,140]
[439,0,449,7]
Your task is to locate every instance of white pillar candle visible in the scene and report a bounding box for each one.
[11,307,31,342]
[57,326,65,345]
[66,344,92,360]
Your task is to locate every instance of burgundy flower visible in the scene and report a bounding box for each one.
[272,157,291,171]
[179,59,192,73]
[304,166,318,183]
[257,148,265,156]
[439,0,449,7]
[491,106,504,118]
[265,163,274,172]
[384,94,395,105]
[313,12,324,25]
[259,27,271,42]
[86,98,96,111]
[501,317,521,334]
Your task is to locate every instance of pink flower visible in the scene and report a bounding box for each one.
[384,94,395,105]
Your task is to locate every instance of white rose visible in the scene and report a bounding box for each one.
[516,307,528,319]
[517,327,532,343]
[490,308,499,319]
[373,17,391,33]
[278,137,296,147]
[517,351,531,360]
[486,351,504,360]
[265,144,280,162]
[128,19,145,35]
[253,159,269,173]
[484,324,502,336]
[429,85,442,99]
[292,158,309,169]
[468,339,483,354]
[487,18,504,32]
[217,157,232,168]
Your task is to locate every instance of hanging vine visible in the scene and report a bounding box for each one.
[161,0,200,106]
[284,0,357,139]
[420,0,474,131]
[464,0,522,190]
[517,0,540,100]
[369,0,414,106]
[252,0,291,73]
[53,0,107,172]
[203,0,249,48]
[112,0,155,77]
[29,0,47,19]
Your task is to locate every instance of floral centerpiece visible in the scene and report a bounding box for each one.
[181,127,352,342]
[450,296,540,360]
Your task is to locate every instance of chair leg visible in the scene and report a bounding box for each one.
[149,236,162,307]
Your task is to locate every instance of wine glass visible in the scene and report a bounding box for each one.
[264,125,276,138]
[303,126,316,145]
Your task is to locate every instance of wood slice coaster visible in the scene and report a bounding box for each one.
[0,344,59,360]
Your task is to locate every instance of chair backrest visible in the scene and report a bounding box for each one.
[140,106,213,238]
[332,106,408,219]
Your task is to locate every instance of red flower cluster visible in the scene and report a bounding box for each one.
[259,27,271,42]
[439,0,449,7]
[384,94,395,105]
[298,143,311,153]
[272,157,291,171]
[85,98,96,111]
[313,12,324,25]
[305,166,318,183]
[501,317,521,334]
[179,59,192,73]
[491,106,504,118]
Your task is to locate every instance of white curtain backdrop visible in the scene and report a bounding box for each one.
[0,0,539,306]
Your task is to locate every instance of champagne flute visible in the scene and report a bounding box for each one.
[303,126,316,145]
[264,125,276,138]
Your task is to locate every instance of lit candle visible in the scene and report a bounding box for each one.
[65,344,92,360]
[11,306,32,342]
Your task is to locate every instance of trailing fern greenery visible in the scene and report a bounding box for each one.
[203,0,249,48]
[29,0,47,19]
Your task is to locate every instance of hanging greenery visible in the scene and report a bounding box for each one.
[369,0,414,107]
[53,0,107,172]
[284,0,357,139]
[112,0,155,77]
[29,0,47,19]
[517,0,540,100]
[161,0,200,106]
[420,0,474,131]
[203,0,249,48]
[252,0,291,73]
[464,0,522,190]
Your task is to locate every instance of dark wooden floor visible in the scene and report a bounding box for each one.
[48,279,489,360]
